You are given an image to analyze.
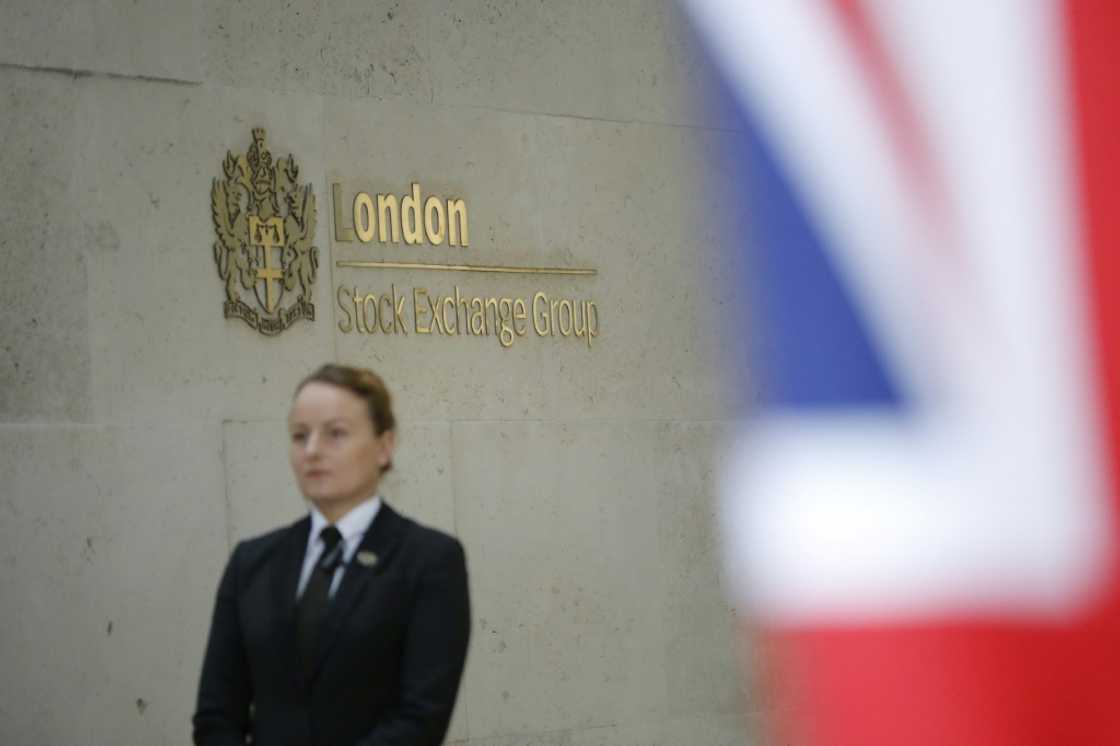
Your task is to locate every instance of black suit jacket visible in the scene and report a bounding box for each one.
[193,503,471,746]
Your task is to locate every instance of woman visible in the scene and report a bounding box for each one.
[193,364,471,746]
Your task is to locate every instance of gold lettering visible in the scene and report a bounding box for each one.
[448,198,469,247]
[393,285,408,335]
[456,286,472,335]
[471,298,485,335]
[587,301,599,347]
[442,296,457,335]
[484,297,499,336]
[337,285,353,332]
[333,183,468,247]
[353,192,375,243]
[402,182,423,245]
[532,292,549,336]
[362,293,379,334]
[498,298,514,348]
[332,183,355,242]
[558,299,573,336]
[513,298,528,336]
[427,294,447,335]
[424,196,446,245]
[413,288,431,333]
[377,194,401,243]
[574,300,588,341]
[352,289,367,333]
[379,294,393,334]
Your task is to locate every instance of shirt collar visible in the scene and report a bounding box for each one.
[308,495,383,550]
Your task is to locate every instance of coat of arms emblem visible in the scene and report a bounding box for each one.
[211,128,318,335]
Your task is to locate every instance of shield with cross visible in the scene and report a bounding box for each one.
[211,128,319,336]
[249,214,286,314]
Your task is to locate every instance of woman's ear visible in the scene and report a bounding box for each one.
[377,429,396,468]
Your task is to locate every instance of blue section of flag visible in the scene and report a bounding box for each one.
[718,78,903,410]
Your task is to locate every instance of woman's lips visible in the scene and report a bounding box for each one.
[305,469,329,478]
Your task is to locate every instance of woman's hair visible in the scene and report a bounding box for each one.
[295,363,396,472]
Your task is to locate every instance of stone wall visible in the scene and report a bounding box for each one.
[0,2,751,743]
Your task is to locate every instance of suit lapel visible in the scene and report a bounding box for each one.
[311,502,407,678]
[271,516,311,656]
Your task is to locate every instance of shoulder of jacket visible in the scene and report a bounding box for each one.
[399,516,465,564]
[231,519,303,568]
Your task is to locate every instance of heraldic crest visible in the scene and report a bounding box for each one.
[212,127,318,335]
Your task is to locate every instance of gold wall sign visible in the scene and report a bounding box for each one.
[331,183,601,349]
[211,128,318,336]
[335,285,599,349]
[332,183,469,248]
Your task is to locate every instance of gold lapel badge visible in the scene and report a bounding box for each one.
[356,551,379,568]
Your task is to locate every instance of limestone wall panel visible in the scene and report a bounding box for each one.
[222,419,306,545]
[326,103,736,424]
[614,0,740,130]
[70,77,336,425]
[566,715,747,746]
[0,423,226,745]
[0,69,90,422]
[430,0,627,121]
[204,0,431,104]
[449,420,741,742]
[531,118,737,421]
[322,97,542,260]
[325,99,562,422]
[0,0,202,83]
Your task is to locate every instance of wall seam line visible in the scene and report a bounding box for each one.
[0,60,200,86]
[219,419,234,553]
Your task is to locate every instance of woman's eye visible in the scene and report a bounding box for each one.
[330,428,346,438]
[291,432,307,443]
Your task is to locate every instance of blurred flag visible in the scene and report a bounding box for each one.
[684,1,1120,743]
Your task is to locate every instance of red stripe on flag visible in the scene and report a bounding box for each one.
[1066,0,1120,574]
[759,613,1120,746]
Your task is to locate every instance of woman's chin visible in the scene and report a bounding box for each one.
[307,493,369,511]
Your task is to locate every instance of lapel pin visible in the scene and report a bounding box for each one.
[356,551,379,568]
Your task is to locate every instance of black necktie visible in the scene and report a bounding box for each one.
[297,525,344,677]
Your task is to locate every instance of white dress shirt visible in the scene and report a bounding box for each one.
[296,495,382,599]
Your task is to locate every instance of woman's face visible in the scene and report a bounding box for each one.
[288,382,395,514]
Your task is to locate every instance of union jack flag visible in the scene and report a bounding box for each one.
[684,1,1120,743]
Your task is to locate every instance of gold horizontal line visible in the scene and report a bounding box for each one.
[335,260,598,276]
